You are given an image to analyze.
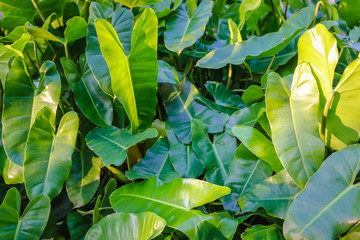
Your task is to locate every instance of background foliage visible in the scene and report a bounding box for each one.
[0,0,360,239]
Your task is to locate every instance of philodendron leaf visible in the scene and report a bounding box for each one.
[242,224,284,240]
[87,2,133,95]
[167,126,204,179]
[232,125,283,173]
[2,58,61,166]
[3,159,23,184]
[0,188,50,240]
[61,55,113,127]
[158,60,182,84]
[95,8,158,133]
[114,0,162,8]
[164,0,214,54]
[86,127,158,166]
[24,107,79,200]
[196,5,315,69]
[239,171,301,219]
[0,33,30,87]
[64,16,87,43]
[192,119,237,186]
[159,80,228,144]
[238,0,262,31]
[284,144,360,240]
[298,24,338,108]
[195,221,228,240]
[0,0,35,31]
[66,148,102,208]
[265,62,325,188]
[223,145,273,215]
[341,222,360,240]
[126,137,180,183]
[85,212,166,240]
[110,178,230,239]
[67,212,92,240]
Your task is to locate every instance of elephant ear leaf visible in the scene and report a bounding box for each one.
[325,57,360,150]
[298,23,338,103]
[2,58,61,166]
[164,0,214,54]
[265,62,325,188]
[0,188,50,240]
[284,144,360,240]
[24,107,79,200]
[110,178,230,239]
[95,8,158,133]
[85,212,166,240]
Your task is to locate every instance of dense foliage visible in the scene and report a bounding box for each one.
[0,0,360,239]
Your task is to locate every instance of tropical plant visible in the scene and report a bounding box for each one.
[0,0,360,239]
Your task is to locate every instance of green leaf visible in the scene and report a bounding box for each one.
[2,59,61,166]
[265,63,325,188]
[239,171,301,219]
[66,148,102,208]
[297,24,338,108]
[67,212,92,240]
[159,80,228,144]
[61,55,113,127]
[126,137,180,183]
[86,3,133,95]
[64,16,87,43]
[196,5,315,69]
[158,60,182,84]
[223,145,273,215]
[192,119,237,186]
[85,212,166,240]
[24,108,79,200]
[0,0,35,31]
[25,22,64,43]
[167,126,204,179]
[110,178,231,239]
[164,1,214,54]
[114,0,161,8]
[338,0,360,28]
[284,144,360,239]
[0,188,50,240]
[95,8,158,132]
[225,101,265,134]
[232,125,283,173]
[195,221,227,240]
[325,57,360,150]
[3,159,24,184]
[151,0,182,19]
[241,224,284,240]
[0,33,30,87]
[341,222,360,240]
[228,18,242,44]
[242,85,264,106]
[86,127,158,166]
[238,0,262,31]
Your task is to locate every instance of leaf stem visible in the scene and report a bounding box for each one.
[243,62,254,81]
[33,41,40,69]
[31,0,46,22]
[313,1,324,26]
[320,90,335,139]
[77,206,113,215]
[227,64,233,89]
[64,43,69,58]
[266,55,276,73]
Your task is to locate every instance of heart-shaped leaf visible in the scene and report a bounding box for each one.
[265,62,325,188]
[2,58,61,166]
[24,107,79,200]
[86,127,158,166]
[95,8,158,132]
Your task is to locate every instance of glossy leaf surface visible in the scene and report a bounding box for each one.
[284,144,360,239]
[265,63,325,188]
[95,8,158,132]
[110,178,230,239]
[164,1,214,54]
[24,108,79,200]
[86,127,158,166]
[2,59,61,166]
